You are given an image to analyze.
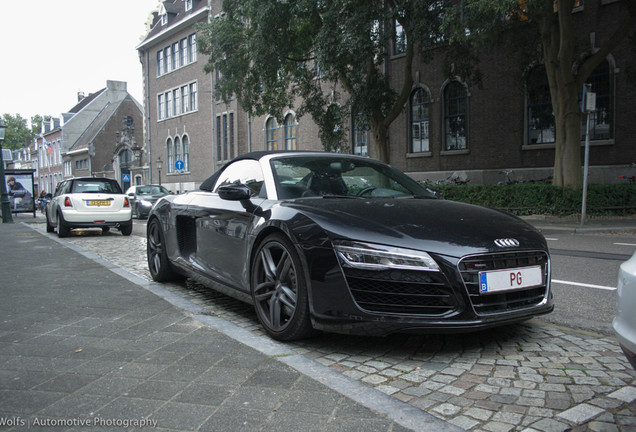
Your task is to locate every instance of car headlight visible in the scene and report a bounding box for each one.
[139,199,153,207]
[334,241,440,272]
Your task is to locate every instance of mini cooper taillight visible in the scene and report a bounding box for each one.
[64,197,72,207]
[124,197,130,207]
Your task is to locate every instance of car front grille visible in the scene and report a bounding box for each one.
[458,251,550,315]
[343,268,459,315]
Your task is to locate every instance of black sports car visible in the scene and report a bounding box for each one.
[147,151,553,340]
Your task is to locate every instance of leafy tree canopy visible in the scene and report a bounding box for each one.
[1,114,52,150]
[197,0,457,159]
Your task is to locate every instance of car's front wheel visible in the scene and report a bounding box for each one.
[251,233,313,341]
[147,218,177,281]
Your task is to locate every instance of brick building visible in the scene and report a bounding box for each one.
[137,0,635,191]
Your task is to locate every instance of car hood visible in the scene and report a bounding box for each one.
[283,197,547,258]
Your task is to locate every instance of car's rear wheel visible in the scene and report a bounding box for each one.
[147,218,177,281]
[45,210,55,233]
[57,212,70,238]
[120,221,133,236]
[251,233,313,341]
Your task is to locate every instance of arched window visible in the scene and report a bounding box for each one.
[411,88,430,153]
[443,81,467,151]
[174,136,181,170]
[284,113,297,150]
[166,138,174,173]
[182,135,190,171]
[585,60,612,141]
[526,66,554,145]
[266,117,278,150]
[351,113,368,156]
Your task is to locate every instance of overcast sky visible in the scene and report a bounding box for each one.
[0,0,161,123]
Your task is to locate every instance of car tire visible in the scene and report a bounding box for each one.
[250,233,314,341]
[120,221,133,236]
[147,218,178,281]
[57,212,70,238]
[45,210,55,233]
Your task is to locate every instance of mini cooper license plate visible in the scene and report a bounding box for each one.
[479,266,542,294]
[87,200,111,206]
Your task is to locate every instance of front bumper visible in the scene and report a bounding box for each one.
[304,247,553,337]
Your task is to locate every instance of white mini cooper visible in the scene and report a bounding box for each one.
[46,177,132,237]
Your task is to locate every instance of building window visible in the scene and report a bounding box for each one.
[183,135,190,171]
[167,138,174,173]
[266,117,278,150]
[284,114,297,150]
[583,60,612,141]
[172,42,180,69]
[216,116,222,161]
[165,47,171,73]
[217,113,234,162]
[526,66,555,145]
[185,0,192,11]
[189,34,197,63]
[174,136,181,169]
[157,50,163,76]
[443,81,468,151]
[189,82,198,111]
[181,85,189,113]
[173,88,180,116]
[394,20,407,55]
[166,91,173,118]
[352,113,368,156]
[180,38,187,66]
[229,113,234,159]
[411,88,431,153]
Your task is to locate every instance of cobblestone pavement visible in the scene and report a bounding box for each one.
[30,224,636,432]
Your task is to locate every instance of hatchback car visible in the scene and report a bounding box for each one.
[147,151,553,341]
[46,177,132,237]
[125,185,170,219]
[613,252,636,370]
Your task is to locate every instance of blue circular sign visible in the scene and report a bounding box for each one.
[175,160,184,171]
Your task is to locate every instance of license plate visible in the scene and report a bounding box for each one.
[87,200,111,206]
[479,266,543,294]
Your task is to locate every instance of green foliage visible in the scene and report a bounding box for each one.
[427,183,636,216]
[197,0,454,155]
[1,113,32,150]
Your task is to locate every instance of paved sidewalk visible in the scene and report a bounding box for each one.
[4,213,636,431]
[0,222,451,431]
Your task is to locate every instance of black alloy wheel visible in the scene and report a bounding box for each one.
[251,233,313,341]
[147,218,177,281]
[45,210,55,233]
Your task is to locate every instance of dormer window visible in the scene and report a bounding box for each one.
[185,0,192,12]
[160,5,168,25]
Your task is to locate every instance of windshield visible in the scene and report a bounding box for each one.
[137,186,169,195]
[270,156,434,199]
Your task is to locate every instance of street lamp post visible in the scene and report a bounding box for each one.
[0,120,14,223]
[156,157,163,186]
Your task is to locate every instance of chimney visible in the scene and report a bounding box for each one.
[78,91,86,102]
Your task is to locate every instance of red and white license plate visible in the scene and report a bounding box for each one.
[479,266,543,294]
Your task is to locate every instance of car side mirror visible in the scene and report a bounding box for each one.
[218,184,252,201]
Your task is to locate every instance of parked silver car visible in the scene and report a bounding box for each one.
[613,251,636,370]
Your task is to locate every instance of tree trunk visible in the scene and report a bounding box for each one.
[369,121,389,163]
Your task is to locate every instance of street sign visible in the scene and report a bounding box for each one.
[122,173,130,182]
[175,160,184,171]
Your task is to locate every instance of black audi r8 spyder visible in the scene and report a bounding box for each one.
[147,151,553,341]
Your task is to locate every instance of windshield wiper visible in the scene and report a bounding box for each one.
[320,194,363,199]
